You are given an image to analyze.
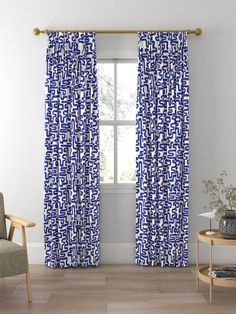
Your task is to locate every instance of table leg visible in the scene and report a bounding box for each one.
[209,240,213,303]
[196,236,199,292]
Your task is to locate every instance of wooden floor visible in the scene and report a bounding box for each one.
[1,265,236,314]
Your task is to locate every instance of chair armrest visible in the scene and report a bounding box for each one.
[5,214,36,228]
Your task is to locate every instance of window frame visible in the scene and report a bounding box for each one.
[98,58,137,193]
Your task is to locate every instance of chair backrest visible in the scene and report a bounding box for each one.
[0,193,7,239]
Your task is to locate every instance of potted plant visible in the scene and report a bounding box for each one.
[202,170,236,239]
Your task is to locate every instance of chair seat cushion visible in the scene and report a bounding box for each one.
[0,239,27,277]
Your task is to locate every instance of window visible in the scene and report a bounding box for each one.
[97,60,137,185]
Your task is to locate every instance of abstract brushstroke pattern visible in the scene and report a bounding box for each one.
[44,32,100,268]
[136,32,189,267]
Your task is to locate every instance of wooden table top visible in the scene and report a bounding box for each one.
[198,229,236,245]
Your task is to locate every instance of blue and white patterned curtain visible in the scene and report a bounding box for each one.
[136,32,189,267]
[44,32,100,268]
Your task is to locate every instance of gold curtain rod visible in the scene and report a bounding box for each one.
[33,27,202,36]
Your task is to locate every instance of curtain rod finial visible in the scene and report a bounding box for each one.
[195,28,202,36]
[33,28,41,36]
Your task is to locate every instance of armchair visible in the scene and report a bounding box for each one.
[0,192,36,302]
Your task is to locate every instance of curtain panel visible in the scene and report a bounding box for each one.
[44,32,100,268]
[136,32,189,267]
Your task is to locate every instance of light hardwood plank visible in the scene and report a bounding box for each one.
[1,264,236,313]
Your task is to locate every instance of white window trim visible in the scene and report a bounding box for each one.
[98,59,137,193]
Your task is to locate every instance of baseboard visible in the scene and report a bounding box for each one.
[100,243,135,264]
[26,242,236,265]
[27,243,44,264]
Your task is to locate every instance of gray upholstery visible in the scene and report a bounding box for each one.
[0,239,27,277]
[0,193,28,278]
[0,192,7,239]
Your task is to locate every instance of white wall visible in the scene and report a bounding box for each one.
[1,0,236,264]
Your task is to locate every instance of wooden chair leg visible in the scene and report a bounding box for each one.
[25,268,32,303]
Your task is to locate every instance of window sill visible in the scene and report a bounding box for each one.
[100,184,135,194]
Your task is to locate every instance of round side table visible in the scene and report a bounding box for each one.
[196,229,236,303]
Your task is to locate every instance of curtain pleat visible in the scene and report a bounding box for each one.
[136,32,189,267]
[44,32,99,268]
